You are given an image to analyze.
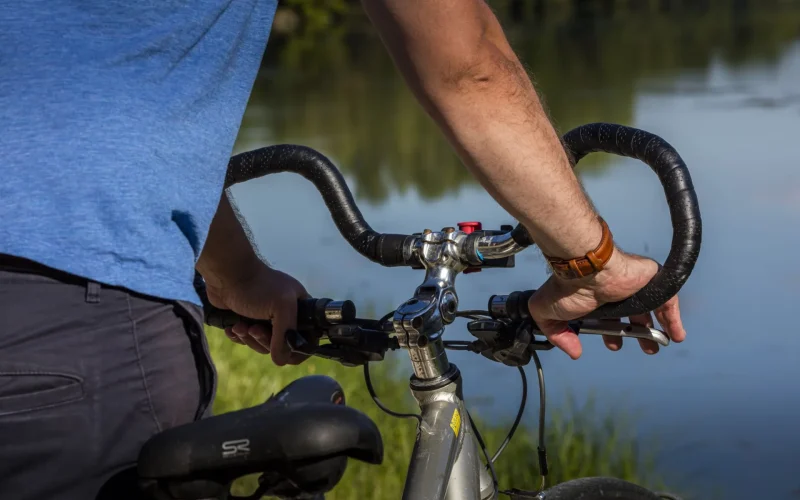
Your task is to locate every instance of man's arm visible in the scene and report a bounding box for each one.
[360,0,600,259]
[196,192,310,366]
[195,193,262,291]
[362,0,686,358]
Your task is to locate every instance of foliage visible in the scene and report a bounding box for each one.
[207,326,666,498]
[282,0,349,33]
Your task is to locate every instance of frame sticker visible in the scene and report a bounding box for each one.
[450,408,461,437]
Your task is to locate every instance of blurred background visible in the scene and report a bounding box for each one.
[208,1,800,499]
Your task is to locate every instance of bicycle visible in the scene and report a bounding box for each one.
[136,123,701,500]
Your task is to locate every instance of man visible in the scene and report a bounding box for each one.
[0,0,685,498]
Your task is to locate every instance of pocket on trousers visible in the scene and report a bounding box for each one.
[0,364,85,417]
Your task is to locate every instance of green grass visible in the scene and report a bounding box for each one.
[207,327,665,498]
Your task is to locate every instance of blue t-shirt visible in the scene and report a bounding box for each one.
[0,0,277,305]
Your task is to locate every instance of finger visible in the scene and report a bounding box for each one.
[224,327,245,345]
[270,295,299,367]
[629,313,653,327]
[234,330,270,355]
[603,335,623,351]
[286,352,312,365]
[543,321,583,360]
[637,338,659,355]
[285,329,320,365]
[629,313,659,354]
[654,295,686,343]
[231,321,249,336]
[248,323,273,352]
[526,281,583,360]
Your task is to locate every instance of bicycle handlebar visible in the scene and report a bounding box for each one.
[492,124,702,318]
[223,145,415,267]
[560,123,701,318]
[202,287,671,368]
[212,122,701,322]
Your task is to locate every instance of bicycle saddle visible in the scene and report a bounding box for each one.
[137,375,383,500]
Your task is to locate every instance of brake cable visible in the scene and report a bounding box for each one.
[363,362,422,424]
[362,311,423,423]
[491,366,527,464]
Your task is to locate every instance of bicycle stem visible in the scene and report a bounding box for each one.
[393,227,481,380]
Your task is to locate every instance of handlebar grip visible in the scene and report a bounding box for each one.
[203,298,356,331]
[366,233,416,267]
[561,123,701,318]
[488,290,536,322]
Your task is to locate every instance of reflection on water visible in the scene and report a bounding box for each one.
[235,1,800,203]
[230,3,800,500]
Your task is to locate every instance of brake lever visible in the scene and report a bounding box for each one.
[285,330,363,366]
[468,319,670,365]
[306,344,382,367]
[285,329,320,357]
[570,319,671,347]
[285,324,398,367]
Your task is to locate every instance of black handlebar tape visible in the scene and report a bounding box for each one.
[505,123,701,319]
[509,224,535,248]
[203,298,356,331]
[565,124,701,318]
[223,145,413,267]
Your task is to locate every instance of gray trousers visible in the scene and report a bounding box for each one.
[0,255,216,500]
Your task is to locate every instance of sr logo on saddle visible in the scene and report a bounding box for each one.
[221,439,251,459]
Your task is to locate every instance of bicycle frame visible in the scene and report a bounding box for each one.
[402,365,495,500]
[392,228,499,500]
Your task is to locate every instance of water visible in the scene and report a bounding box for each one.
[228,5,800,499]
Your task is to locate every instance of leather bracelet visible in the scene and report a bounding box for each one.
[544,217,614,280]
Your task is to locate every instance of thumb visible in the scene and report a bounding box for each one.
[527,284,583,360]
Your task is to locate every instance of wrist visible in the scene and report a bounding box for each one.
[554,247,655,306]
[197,251,266,292]
[198,192,268,292]
[536,214,605,260]
[543,216,614,281]
[580,246,625,285]
[549,247,621,285]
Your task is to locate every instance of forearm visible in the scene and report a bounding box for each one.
[426,55,601,258]
[362,0,601,258]
[196,192,263,289]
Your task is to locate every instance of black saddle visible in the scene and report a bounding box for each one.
[137,375,383,500]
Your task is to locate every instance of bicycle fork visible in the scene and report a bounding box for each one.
[402,364,496,500]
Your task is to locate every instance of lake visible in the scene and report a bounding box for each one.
[227,4,800,500]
